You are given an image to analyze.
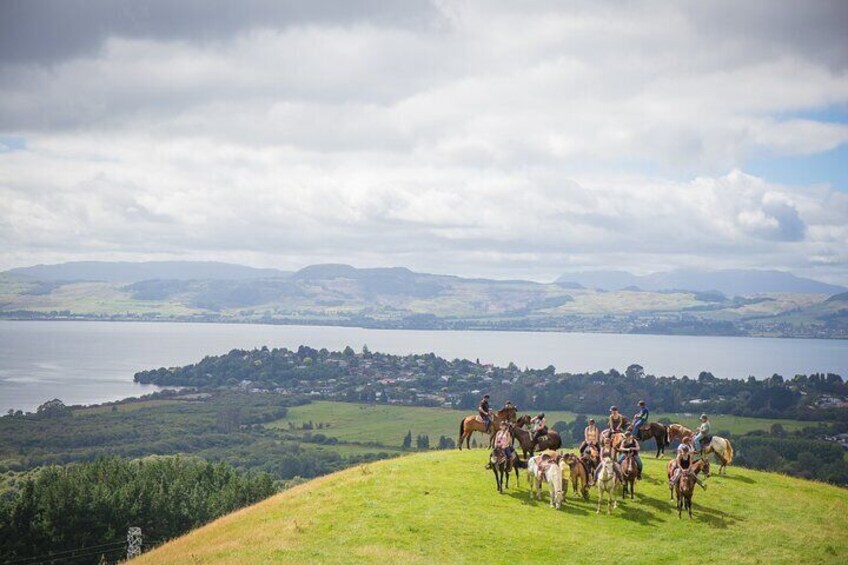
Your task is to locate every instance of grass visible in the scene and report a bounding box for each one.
[265,401,811,449]
[135,449,848,564]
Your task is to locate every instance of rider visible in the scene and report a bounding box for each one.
[630,400,649,436]
[693,414,711,452]
[616,431,643,480]
[608,406,624,437]
[597,436,624,483]
[669,443,707,491]
[478,394,493,432]
[494,420,515,462]
[580,418,600,455]
[530,412,548,446]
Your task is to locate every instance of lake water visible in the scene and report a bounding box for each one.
[1,320,846,413]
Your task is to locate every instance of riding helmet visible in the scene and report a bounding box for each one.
[610,405,618,412]
[700,413,708,419]
[637,400,646,406]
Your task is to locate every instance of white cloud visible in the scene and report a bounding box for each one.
[0,1,847,282]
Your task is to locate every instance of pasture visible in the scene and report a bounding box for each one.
[266,401,811,448]
[135,449,848,564]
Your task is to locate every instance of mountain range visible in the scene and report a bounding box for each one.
[556,268,845,295]
[1,261,846,338]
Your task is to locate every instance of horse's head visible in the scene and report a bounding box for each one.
[699,457,711,477]
[515,414,531,428]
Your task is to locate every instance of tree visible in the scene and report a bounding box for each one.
[35,399,70,419]
[770,423,786,438]
[416,434,430,450]
[626,364,645,379]
[402,431,412,449]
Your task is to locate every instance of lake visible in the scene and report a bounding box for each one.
[1,320,846,413]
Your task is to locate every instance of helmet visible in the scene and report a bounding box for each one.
[499,420,508,427]
[483,394,490,399]
[610,405,618,412]
[679,444,691,453]
[700,414,708,420]
[638,400,646,406]
[624,431,632,437]
[588,418,595,424]
[537,412,545,419]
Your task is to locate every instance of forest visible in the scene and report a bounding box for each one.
[133,345,848,421]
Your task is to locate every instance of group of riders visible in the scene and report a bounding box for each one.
[479,394,712,492]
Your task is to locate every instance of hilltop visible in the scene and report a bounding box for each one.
[136,450,848,564]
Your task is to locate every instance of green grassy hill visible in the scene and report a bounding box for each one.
[135,450,848,564]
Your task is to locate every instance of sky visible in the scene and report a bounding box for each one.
[1,0,847,283]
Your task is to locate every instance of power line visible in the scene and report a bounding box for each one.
[5,541,126,565]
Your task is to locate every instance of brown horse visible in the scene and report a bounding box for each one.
[620,452,638,499]
[560,453,591,500]
[667,457,709,500]
[668,424,694,443]
[458,405,517,450]
[676,468,698,519]
[509,421,562,458]
[632,422,669,458]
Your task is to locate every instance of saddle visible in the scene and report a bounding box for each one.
[702,434,712,445]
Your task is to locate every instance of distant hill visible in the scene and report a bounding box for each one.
[557,268,846,295]
[135,449,848,564]
[4,261,290,282]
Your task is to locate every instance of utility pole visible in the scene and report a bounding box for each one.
[127,527,142,560]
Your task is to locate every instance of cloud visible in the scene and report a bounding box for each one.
[0,1,847,282]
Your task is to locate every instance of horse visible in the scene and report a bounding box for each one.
[560,453,590,500]
[596,457,619,515]
[676,467,697,519]
[487,447,518,493]
[510,422,562,459]
[527,455,563,509]
[458,405,517,450]
[667,457,710,500]
[701,436,734,474]
[620,451,638,499]
[667,424,694,443]
[633,422,669,458]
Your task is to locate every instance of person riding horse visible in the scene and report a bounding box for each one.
[616,431,643,480]
[494,420,516,462]
[597,436,624,483]
[669,443,707,491]
[478,394,493,432]
[580,418,600,456]
[530,413,548,448]
[693,414,711,452]
[629,400,649,437]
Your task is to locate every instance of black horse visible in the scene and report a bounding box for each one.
[487,447,519,493]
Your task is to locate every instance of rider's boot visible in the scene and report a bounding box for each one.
[696,476,707,490]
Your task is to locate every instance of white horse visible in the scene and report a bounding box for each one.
[527,455,564,509]
[596,457,618,515]
[701,436,734,474]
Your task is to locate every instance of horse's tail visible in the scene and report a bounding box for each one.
[663,424,671,448]
[458,418,464,443]
[724,439,734,465]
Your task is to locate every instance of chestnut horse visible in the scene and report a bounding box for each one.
[676,467,698,519]
[667,424,694,443]
[560,452,591,500]
[458,405,516,450]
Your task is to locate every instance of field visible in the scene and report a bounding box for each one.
[135,449,848,564]
[266,401,811,448]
